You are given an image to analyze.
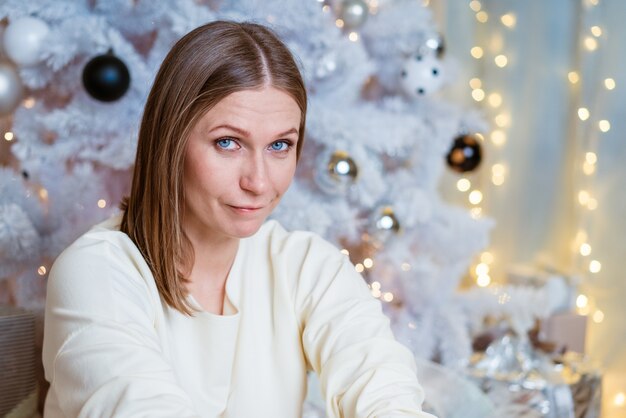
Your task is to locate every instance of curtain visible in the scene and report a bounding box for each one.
[432,1,626,417]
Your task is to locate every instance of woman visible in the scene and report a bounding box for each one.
[42,21,435,418]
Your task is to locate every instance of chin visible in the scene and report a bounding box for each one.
[227,219,267,238]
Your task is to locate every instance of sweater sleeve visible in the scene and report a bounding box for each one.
[292,236,437,418]
[42,234,201,418]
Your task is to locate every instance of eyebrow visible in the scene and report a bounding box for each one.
[208,124,299,138]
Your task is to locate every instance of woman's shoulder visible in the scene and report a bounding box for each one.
[255,219,347,267]
[56,213,141,264]
[49,213,154,302]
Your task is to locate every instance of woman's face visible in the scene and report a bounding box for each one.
[182,86,300,244]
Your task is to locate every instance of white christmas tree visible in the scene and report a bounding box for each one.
[0,0,501,370]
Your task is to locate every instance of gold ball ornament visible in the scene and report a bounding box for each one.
[315,150,359,194]
[370,205,401,245]
[375,206,401,233]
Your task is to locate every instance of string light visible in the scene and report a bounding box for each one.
[469,0,481,12]
[576,294,589,309]
[348,32,359,42]
[500,13,516,28]
[475,263,489,276]
[494,54,508,67]
[614,392,625,407]
[491,163,506,185]
[480,251,494,264]
[401,262,411,271]
[490,130,506,146]
[584,36,598,51]
[97,199,107,208]
[363,258,374,268]
[488,92,502,107]
[471,88,485,101]
[37,266,47,276]
[470,207,482,219]
[578,190,590,205]
[469,190,483,204]
[371,281,381,298]
[494,113,510,127]
[4,132,13,141]
[457,178,471,192]
[469,78,482,89]
[470,46,484,59]
[568,71,580,84]
[592,310,604,323]
[598,120,611,132]
[585,152,597,164]
[355,263,364,273]
[590,26,602,37]
[580,243,592,256]
[604,78,616,90]
[589,260,601,273]
[38,188,48,200]
[477,274,491,287]
[577,107,590,120]
[583,161,596,175]
[476,11,488,23]
[382,292,394,302]
[23,97,36,108]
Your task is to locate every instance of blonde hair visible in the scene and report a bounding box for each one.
[120,21,307,315]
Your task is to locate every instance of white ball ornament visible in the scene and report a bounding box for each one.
[0,63,24,116]
[399,54,445,99]
[3,17,50,67]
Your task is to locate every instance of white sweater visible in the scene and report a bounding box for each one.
[42,215,435,418]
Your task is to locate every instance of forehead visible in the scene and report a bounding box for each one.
[201,87,301,127]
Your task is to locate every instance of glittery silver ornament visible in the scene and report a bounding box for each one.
[315,150,359,194]
[0,62,24,116]
[339,0,369,30]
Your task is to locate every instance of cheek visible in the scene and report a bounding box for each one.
[274,162,297,193]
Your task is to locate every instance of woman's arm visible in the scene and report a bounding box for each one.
[43,235,201,418]
[291,235,437,418]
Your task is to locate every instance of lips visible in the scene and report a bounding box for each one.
[227,204,264,212]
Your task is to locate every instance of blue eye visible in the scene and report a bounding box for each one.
[216,138,236,149]
[270,141,289,151]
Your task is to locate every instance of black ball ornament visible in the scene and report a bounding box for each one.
[446,134,482,173]
[82,51,130,102]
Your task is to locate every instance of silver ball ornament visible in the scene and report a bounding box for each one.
[3,17,50,67]
[315,150,359,194]
[0,63,24,116]
[339,0,369,30]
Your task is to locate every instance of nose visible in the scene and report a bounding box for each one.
[240,153,269,195]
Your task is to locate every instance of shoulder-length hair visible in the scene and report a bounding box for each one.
[120,20,307,315]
